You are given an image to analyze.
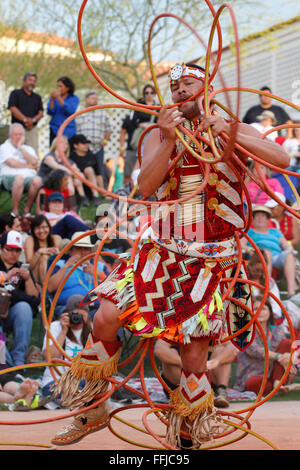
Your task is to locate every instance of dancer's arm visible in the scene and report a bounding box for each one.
[138,106,185,198]
[199,115,290,168]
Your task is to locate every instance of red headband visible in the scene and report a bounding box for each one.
[168,63,206,85]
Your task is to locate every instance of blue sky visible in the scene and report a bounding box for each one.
[235,0,300,35]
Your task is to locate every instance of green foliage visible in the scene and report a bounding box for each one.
[0,0,270,101]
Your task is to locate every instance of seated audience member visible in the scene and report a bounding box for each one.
[153,339,181,400]
[247,249,300,336]
[234,295,297,395]
[95,169,143,242]
[283,127,300,170]
[154,339,236,408]
[93,203,132,271]
[40,294,92,407]
[0,230,40,367]
[207,342,238,408]
[69,134,102,205]
[36,169,77,213]
[246,205,296,298]
[250,110,278,142]
[247,250,282,319]
[0,213,29,263]
[24,215,60,284]
[0,213,22,236]
[38,136,87,205]
[42,192,90,239]
[266,193,300,249]
[0,374,40,410]
[0,123,42,216]
[47,232,109,319]
[246,162,284,206]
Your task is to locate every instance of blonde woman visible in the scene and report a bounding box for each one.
[38,136,86,206]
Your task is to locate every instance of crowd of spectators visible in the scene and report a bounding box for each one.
[0,73,299,411]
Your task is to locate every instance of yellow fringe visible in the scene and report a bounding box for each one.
[69,350,120,382]
[169,387,214,421]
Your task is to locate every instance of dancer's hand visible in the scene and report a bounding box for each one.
[199,115,230,138]
[157,105,185,142]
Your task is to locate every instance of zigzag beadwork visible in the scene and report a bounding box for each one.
[179,370,211,408]
[139,250,176,314]
[156,257,198,328]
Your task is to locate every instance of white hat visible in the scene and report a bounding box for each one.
[265,192,286,208]
[257,110,277,125]
[1,230,23,249]
[71,232,93,248]
[252,205,272,217]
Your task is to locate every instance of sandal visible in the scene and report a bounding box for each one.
[30,394,51,410]
[13,398,31,411]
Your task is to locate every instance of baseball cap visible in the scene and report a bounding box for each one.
[48,192,64,202]
[96,204,109,217]
[71,231,94,248]
[0,230,23,249]
[65,294,89,312]
[70,134,91,145]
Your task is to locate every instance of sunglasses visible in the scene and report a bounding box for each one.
[144,91,155,95]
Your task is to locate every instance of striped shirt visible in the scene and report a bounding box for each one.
[76,108,112,152]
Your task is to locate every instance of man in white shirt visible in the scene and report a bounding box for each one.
[0,123,42,215]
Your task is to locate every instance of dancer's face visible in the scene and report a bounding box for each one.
[171,76,205,120]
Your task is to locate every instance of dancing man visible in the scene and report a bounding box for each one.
[51,63,289,447]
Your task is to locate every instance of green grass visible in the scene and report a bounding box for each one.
[0,187,99,221]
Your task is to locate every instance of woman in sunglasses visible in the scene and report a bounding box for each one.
[120,84,157,184]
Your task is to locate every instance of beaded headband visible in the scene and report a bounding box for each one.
[168,63,206,85]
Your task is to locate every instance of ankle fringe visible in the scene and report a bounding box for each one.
[52,350,120,410]
[169,386,214,420]
[166,388,221,448]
